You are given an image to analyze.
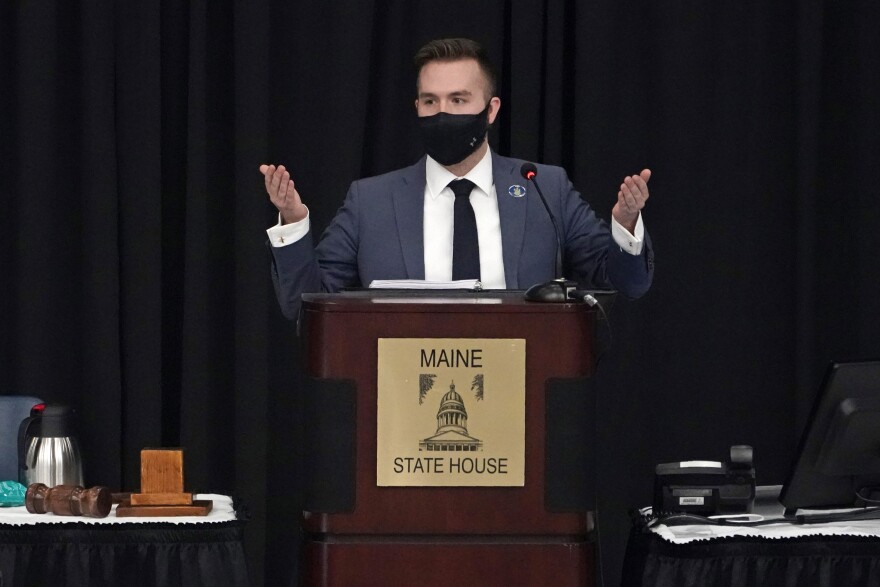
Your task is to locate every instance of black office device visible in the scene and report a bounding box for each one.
[653,445,756,516]
[780,360,880,516]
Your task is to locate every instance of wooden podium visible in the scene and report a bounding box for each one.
[300,291,598,586]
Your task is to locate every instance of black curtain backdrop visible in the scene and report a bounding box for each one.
[2,1,879,585]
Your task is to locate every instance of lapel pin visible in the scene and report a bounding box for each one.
[508,185,526,198]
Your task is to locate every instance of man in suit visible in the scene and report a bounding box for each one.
[261,38,654,320]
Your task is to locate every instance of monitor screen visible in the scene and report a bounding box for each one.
[780,360,880,514]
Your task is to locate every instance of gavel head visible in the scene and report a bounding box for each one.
[25,483,112,518]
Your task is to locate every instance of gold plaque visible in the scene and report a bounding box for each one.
[377,338,525,487]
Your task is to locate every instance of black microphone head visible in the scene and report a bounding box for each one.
[520,162,537,180]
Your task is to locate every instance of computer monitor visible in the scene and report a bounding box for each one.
[780,360,880,515]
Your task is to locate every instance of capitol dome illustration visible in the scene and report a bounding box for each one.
[419,381,482,452]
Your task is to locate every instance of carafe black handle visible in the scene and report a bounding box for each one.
[18,415,38,478]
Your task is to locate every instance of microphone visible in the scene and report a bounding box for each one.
[520,162,575,302]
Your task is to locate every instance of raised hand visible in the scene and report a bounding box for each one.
[259,164,308,225]
[612,169,651,233]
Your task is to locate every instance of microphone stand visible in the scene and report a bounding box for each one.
[521,163,576,302]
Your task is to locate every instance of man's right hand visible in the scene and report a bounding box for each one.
[259,164,308,225]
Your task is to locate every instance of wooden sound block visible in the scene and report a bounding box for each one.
[115,499,213,517]
[129,492,193,506]
[141,448,185,493]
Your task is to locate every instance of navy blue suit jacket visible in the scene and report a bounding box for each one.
[268,152,654,319]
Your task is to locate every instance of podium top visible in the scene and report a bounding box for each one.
[302,290,614,313]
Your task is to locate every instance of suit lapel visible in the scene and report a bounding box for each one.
[493,153,527,288]
[392,158,427,279]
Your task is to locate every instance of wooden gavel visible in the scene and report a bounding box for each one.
[26,483,112,518]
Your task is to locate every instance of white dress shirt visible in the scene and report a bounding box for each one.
[266,150,645,288]
[422,148,506,288]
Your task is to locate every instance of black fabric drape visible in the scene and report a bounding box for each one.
[622,530,880,587]
[2,1,879,585]
[0,521,249,587]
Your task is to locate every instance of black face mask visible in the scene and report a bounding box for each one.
[417,103,491,166]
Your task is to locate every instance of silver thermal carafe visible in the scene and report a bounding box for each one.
[18,404,84,487]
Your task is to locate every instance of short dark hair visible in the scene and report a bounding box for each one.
[414,38,497,98]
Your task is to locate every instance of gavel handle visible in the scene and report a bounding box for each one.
[111,492,131,504]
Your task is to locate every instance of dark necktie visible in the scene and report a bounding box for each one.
[449,178,480,281]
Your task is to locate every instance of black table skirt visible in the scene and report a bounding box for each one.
[622,529,880,587]
[0,520,249,587]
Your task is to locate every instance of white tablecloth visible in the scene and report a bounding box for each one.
[0,493,236,525]
[648,485,880,544]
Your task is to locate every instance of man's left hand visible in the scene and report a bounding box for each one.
[612,169,651,233]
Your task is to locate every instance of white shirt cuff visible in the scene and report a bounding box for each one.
[266,208,310,248]
[611,213,644,256]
